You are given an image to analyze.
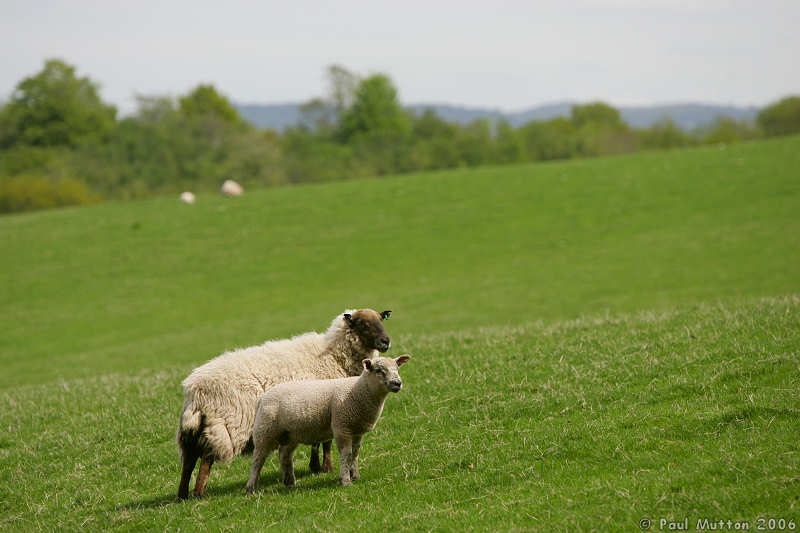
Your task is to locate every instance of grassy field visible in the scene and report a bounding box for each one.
[1,136,799,531]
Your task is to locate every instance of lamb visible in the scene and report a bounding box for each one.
[246,355,410,492]
[177,308,393,500]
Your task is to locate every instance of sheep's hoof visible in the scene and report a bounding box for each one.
[339,478,352,486]
[245,483,257,494]
[309,457,322,474]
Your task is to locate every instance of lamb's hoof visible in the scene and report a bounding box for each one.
[191,492,206,499]
[339,478,352,486]
[322,461,334,473]
[309,458,322,474]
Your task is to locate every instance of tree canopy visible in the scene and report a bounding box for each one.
[337,74,410,142]
[0,59,117,148]
[571,102,624,128]
[757,96,800,137]
[178,84,243,124]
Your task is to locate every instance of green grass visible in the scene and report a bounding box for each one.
[1,136,799,531]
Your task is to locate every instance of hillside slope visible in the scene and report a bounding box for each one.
[1,136,798,531]
[0,296,797,530]
[1,136,799,389]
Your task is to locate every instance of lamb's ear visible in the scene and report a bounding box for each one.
[363,358,374,371]
[380,310,392,321]
[395,355,410,367]
[343,313,353,326]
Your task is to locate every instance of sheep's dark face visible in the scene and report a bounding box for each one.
[344,309,392,352]
[363,355,410,392]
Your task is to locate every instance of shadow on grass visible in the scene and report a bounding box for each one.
[114,468,341,511]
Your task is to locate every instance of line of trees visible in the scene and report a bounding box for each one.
[1,59,799,213]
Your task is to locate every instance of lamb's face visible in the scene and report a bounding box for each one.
[363,355,410,393]
[344,309,392,352]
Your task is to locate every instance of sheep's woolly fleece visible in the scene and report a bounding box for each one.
[178,311,374,463]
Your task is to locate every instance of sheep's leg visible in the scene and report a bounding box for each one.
[246,440,275,494]
[279,443,298,487]
[177,446,200,501]
[335,434,353,486]
[350,435,363,481]
[192,455,214,498]
[309,443,322,473]
[322,441,334,473]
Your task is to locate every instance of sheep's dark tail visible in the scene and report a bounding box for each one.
[177,410,205,501]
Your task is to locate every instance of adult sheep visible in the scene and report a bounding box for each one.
[177,308,392,500]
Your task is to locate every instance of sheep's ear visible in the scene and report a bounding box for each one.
[380,310,392,321]
[395,355,410,367]
[363,358,374,371]
[343,313,353,325]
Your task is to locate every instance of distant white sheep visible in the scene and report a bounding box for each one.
[246,354,410,492]
[179,191,196,204]
[220,179,243,196]
[176,309,393,499]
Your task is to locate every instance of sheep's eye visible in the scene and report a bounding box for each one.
[376,368,385,375]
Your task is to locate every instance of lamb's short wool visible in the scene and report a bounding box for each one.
[246,355,410,492]
[177,309,392,500]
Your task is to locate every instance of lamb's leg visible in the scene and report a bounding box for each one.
[350,435,363,481]
[309,443,322,473]
[177,446,200,501]
[192,455,214,498]
[246,439,275,494]
[279,443,298,487]
[322,441,334,473]
[335,433,353,486]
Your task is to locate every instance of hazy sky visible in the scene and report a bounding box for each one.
[1,0,798,113]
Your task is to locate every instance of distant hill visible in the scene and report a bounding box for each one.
[235,103,303,131]
[618,103,759,129]
[234,101,759,131]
